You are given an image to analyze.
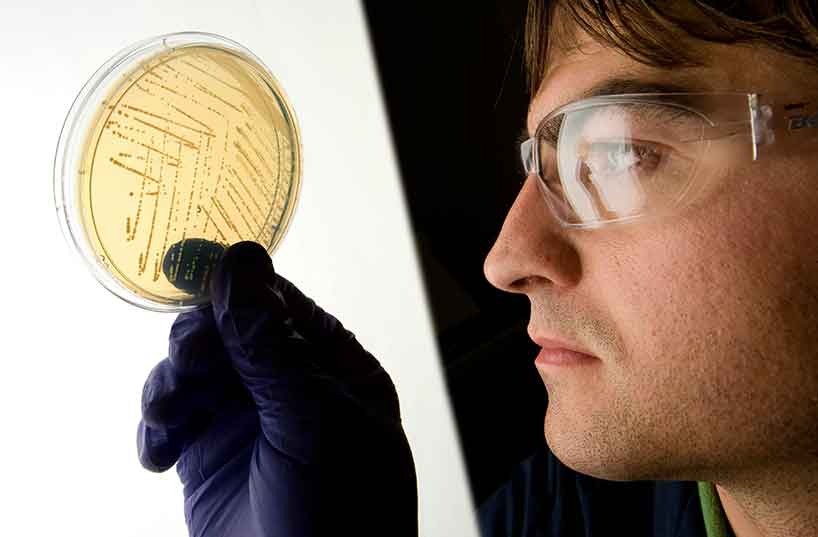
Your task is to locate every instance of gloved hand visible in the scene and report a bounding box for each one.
[137,241,418,537]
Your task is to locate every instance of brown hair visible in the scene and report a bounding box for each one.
[524,1,818,95]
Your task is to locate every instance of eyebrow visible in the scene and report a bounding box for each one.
[524,76,706,140]
[578,78,700,101]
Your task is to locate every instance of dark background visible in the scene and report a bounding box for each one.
[362,2,547,506]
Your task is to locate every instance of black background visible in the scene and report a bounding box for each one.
[362,2,547,506]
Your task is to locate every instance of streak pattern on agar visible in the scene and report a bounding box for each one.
[78,46,300,306]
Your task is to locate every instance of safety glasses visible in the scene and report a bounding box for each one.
[521,93,818,228]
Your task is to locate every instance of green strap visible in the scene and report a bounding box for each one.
[697,482,735,537]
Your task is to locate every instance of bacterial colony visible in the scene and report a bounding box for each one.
[77,45,300,305]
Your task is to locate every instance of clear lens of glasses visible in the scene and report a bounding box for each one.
[530,94,757,227]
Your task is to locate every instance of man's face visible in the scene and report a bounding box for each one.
[484,33,818,483]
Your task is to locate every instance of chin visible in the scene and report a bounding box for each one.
[549,442,640,481]
[545,427,705,483]
[544,413,664,482]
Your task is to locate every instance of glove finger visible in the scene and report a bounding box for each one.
[210,242,399,422]
[137,419,191,473]
[167,305,228,376]
[266,258,402,423]
[141,357,245,430]
[274,272,385,382]
[138,396,256,475]
[142,307,244,431]
[210,241,308,376]
[138,356,250,473]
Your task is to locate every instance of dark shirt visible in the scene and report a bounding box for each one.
[478,445,709,537]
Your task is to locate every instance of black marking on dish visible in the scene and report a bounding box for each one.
[162,238,226,296]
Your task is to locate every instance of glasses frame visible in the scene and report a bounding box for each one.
[520,92,818,228]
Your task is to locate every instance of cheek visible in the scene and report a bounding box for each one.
[584,162,818,461]
[601,157,818,373]
[589,212,752,373]
[614,230,751,368]
[591,228,741,444]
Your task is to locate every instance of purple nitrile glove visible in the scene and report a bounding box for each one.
[138,241,418,537]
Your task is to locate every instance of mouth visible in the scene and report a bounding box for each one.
[530,335,599,368]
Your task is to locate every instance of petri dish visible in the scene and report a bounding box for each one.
[54,32,302,312]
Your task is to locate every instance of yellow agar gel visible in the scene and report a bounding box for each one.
[77,45,300,306]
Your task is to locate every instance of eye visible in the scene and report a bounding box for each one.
[581,140,663,179]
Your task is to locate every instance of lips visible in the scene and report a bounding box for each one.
[531,336,599,367]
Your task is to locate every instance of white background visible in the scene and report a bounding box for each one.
[0,2,479,535]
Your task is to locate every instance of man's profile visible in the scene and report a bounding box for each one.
[480,2,818,536]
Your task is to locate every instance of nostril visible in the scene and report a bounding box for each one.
[484,244,538,294]
[508,276,531,291]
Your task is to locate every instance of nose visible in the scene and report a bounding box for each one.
[483,175,582,294]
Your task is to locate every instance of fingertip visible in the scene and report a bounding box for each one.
[137,421,178,473]
[141,359,177,429]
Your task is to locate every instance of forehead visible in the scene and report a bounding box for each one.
[526,40,710,136]
[525,36,803,136]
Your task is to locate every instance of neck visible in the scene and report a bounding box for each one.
[715,461,818,537]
